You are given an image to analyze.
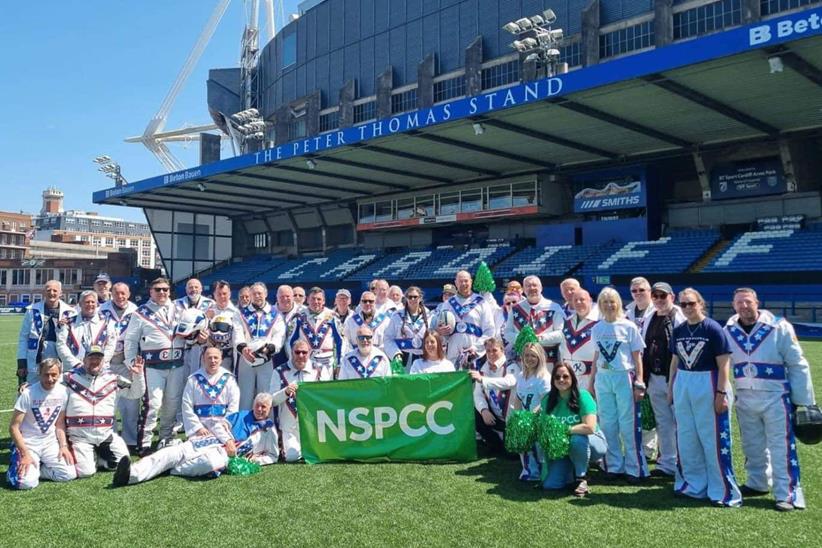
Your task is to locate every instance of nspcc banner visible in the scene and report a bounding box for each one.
[297,372,477,464]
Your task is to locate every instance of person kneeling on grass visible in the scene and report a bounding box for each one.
[7,358,77,489]
[66,346,146,478]
[541,362,607,497]
[113,392,278,486]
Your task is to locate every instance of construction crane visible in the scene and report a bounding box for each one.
[126,0,284,172]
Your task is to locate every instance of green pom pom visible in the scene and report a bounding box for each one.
[513,325,539,356]
[226,456,261,476]
[504,409,538,453]
[390,356,406,375]
[473,261,496,294]
[537,414,571,460]
[640,394,656,430]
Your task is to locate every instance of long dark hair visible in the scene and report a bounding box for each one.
[403,286,428,327]
[545,362,580,415]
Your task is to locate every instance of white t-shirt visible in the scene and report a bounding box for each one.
[591,318,645,371]
[14,382,68,443]
[409,359,455,374]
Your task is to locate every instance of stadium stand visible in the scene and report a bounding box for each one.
[704,224,822,272]
[193,255,285,290]
[579,229,720,275]
[261,248,379,283]
[492,243,606,278]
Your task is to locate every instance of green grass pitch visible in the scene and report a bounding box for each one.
[0,314,820,547]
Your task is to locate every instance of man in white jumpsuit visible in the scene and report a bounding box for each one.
[65,346,146,477]
[123,277,185,455]
[559,290,600,392]
[17,280,75,385]
[433,271,496,366]
[288,287,345,379]
[181,347,241,442]
[271,339,331,462]
[504,275,564,364]
[236,282,285,409]
[343,291,390,351]
[7,358,76,489]
[174,278,214,377]
[726,287,816,512]
[338,326,393,380]
[100,282,140,449]
[56,290,116,372]
[112,392,279,486]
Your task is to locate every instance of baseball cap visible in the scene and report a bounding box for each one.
[506,280,522,292]
[86,345,105,357]
[94,273,111,284]
[652,282,674,295]
[442,283,457,295]
[336,289,351,299]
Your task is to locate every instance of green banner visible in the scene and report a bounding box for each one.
[297,372,477,464]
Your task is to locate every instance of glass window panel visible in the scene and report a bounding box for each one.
[488,185,512,210]
[215,237,232,261]
[174,234,194,260]
[415,196,434,217]
[461,190,482,213]
[512,182,537,207]
[194,236,212,260]
[397,198,415,220]
[195,214,214,235]
[359,203,375,223]
[439,192,460,215]
[375,201,393,222]
[215,216,232,236]
[146,209,172,232]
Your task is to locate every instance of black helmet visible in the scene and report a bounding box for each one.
[794,404,822,445]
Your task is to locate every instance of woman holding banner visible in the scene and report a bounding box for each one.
[409,332,455,374]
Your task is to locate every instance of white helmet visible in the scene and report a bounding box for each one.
[176,308,207,339]
[209,314,233,345]
[245,339,270,367]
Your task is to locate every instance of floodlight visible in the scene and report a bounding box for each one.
[197,183,206,192]
[306,159,317,170]
[524,53,541,63]
[542,9,557,24]
[546,48,561,58]
[522,37,538,48]
[472,123,485,136]
[529,15,545,26]
[510,40,527,52]
[768,56,784,74]
[502,22,521,34]
[550,29,564,41]
[515,17,533,30]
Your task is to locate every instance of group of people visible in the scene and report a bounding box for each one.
[8,271,816,511]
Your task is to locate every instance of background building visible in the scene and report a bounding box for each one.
[35,187,158,269]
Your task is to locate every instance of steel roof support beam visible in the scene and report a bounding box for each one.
[552,99,692,148]
[477,118,619,159]
[224,172,370,197]
[316,156,452,184]
[273,164,411,190]
[412,133,556,169]
[766,47,822,87]
[353,143,501,177]
[643,74,779,135]
[194,177,312,204]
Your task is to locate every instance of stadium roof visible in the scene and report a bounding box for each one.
[94,8,822,218]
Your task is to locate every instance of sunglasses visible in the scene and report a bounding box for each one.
[152,287,170,292]
[651,293,668,300]
[630,288,647,294]
[406,295,420,300]
[554,374,571,381]
[680,301,699,308]
[357,335,373,341]
[293,350,309,356]
[361,299,375,304]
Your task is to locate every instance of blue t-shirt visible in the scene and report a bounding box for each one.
[670,318,731,372]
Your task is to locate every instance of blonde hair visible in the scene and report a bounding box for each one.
[597,287,625,320]
[520,342,550,379]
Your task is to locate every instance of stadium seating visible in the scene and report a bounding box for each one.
[704,225,822,272]
[262,249,379,283]
[195,255,284,290]
[579,229,720,275]
[492,244,605,278]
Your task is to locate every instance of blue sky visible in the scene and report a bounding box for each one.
[0,0,300,221]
